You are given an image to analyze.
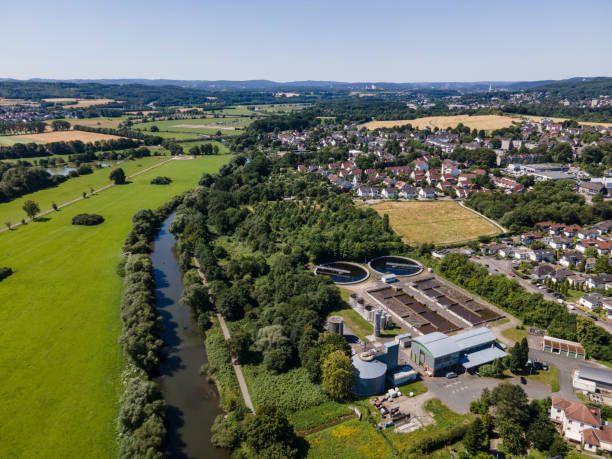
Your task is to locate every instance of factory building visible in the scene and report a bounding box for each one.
[410,328,506,376]
[573,366,612,394]
[352,340,417,396]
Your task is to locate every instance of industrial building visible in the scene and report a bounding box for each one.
[543,335,586,359]
[352,339,417,396]
[573,366,612,394]
[410,328,506,376]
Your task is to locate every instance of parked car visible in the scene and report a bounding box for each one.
[520,377,527,384]
[508,272,516,277]
[542,362,549,371]
[446,372,458,379]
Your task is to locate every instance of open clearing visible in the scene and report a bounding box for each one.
[361,114,520,131]
[133,116,250,136]
[369,200,500,245]
[0,130,125,146]
[0,155,231,458]
[172,123,236,130]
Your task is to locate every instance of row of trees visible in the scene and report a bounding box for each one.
[116,198,185,457]
[466,180,612,232]
[0,120,46,135]
[0,137,143,159]
[0,164,67,202]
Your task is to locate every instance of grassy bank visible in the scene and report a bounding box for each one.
[0,155,231,457]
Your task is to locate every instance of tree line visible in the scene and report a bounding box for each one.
[0,137,143,160]
[0,120,46,135]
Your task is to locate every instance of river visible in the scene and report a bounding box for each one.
[152,214,229,459]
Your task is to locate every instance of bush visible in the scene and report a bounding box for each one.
[0,267,14,281]
[77,165,93,175]
[150,176,172,185]
[72,213,105,225]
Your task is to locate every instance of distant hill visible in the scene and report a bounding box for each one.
[1,77,608,93]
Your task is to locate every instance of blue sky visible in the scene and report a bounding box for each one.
[3,0,611,82]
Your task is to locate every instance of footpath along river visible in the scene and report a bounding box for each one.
[152,213,229,458]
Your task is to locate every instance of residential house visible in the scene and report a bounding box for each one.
[520,231,543,245]
[595,241,612,256]
[399,186,417,199]
[550,397,611,453]
[529,248,555,262]
[483,243,506,255]
[591,220,612,235]
[560,251,585,268]
[549,236,574,250]
[413,159,429,172]
[418,187,436,199]
[513,248,531,260]
[577,228,600,240]
[549,269,574,284]
[586,257,597,270]
[531,263,555,280]
[580,293,605,309]
[381,187,397,199]
[579,181,607,196]
[577,239,599,254]
[498,246,514,258]
[586,273,612,290]
[567,274,588,288]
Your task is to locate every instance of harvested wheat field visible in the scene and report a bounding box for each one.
[0,98,39,106]
[361,115,520,131]
[43,98,117,108]
[369,200,500,245]
[10,131,125,144]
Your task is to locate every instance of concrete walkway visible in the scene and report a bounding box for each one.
[193,257,255,412]
[1,156,176,234]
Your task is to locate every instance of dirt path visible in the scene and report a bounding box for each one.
[0,156,176,234]
[193,258,255,413]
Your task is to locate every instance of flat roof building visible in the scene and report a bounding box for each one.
[410,328,506,376]
[574,366,612,394]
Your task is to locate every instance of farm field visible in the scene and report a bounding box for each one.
[368,200,500,245]
[0,156,168,225]
[42,98,118,108]
[0,155,231,458]
[133,116,251,136]
[0,130,125,146]
[360,114,520,132]
[48,117,126,129]
[0,98,39,106]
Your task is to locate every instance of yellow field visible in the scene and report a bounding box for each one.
[43,98,117,108]
[361,115,520,131]
[6,130,125,144]
[369,200,500,245]
[0,98,38,106]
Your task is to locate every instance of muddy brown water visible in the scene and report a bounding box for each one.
[152,214,229,459]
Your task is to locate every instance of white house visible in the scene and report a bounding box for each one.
[418,187,436,199]
[549,397,605,449]
[580,293,605,309]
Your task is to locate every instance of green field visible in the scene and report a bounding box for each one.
[133,116,250,136]
[0,156,170,226]
[0,135,29,146]
[0,155,231,457]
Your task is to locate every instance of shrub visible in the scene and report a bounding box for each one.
[77,165,93,175]
[150,176,172,185]
[0,267,14,281]
[72,213,105,225]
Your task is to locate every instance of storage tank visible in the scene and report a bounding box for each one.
[327,315,344,335]
[351,353,387,396]
[349,293,357,307]
[374,310,382,337]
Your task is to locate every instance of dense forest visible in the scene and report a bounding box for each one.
[465,180,612,231]
[166,155,403,456]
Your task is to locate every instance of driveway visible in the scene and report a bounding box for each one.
[421,371,551,414]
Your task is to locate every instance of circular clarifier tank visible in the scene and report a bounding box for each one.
[368,255,423,276]
[314,261,369,284]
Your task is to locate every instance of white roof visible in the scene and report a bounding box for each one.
[413,328,498,359]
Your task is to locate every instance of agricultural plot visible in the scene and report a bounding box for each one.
[133,116,250,137]
[42,98,118,108]
[0,130,125,146]
[361,115,520,132]
[0,155,231,458]
[369,201,500,245]
[48,117,126,129]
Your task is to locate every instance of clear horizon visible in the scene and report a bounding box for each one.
[3,0,612,82]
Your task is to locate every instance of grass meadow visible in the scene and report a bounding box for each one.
[0,155,231,457]
[368,200,500,245]
[0,156,169,225]
[133,116,250,136]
